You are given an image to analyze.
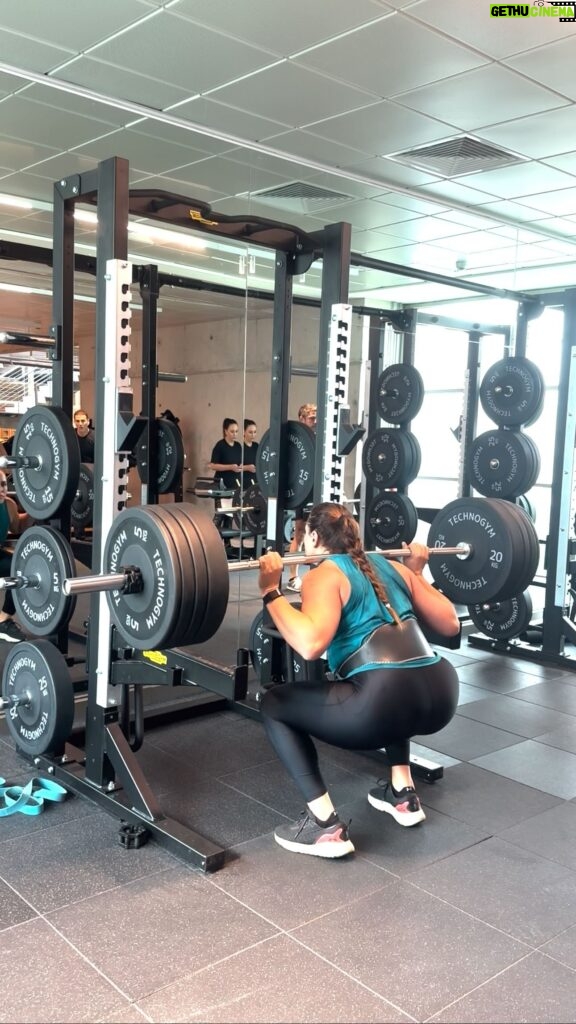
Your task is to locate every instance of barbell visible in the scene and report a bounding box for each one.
[2,495,539,651]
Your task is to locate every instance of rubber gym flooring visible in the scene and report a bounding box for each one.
[1,571,576,1023]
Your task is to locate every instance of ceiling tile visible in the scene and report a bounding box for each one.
[507,186,576,217]
[505,37,576,102]
[57,57,193,110]
[125,121,230,157]
[210,63,378,125]
[377,216,476,244]
[0,30,73,74]
[75,128,219,176]
[410,0,576,59]
[203,146,328,185]
[307,101,451,156]
[166,97,290,143]
[0,96,121,150]
[173,0,390,54]
[90,10,278,92]
[371,190,450,216]
[475,105,576,160]
[123,172,223,205]
[295,13,490,97]
[0,69,27,96]
[139,155,290,198]
[343,155,441,189]
[455,161,576,201]
[0,171,58,203]
[397,65,570,131]
[257,129,368,171]
[419,179,499,206]
[542,151,576,175]
[0,0,159,51]
[14,83,135,128]
[0,134,59,172]
[477,199,559,223]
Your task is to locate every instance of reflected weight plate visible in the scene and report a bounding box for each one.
[376,364,424,424]
[479,357,544,427]
[256,421,315,510]
[71,463,94,529]
[136,419,185,493]
[12,526,77,637]
[427,496,531,604]
[2,640,74,756]
[13,406,81,520]
[469,590,533,640]
[366,492,418,549]
[232,483,267,536]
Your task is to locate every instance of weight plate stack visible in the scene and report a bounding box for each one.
[362,429,419,489]
[427,496,538,604]
[376,364,424,424]
[71,464,95,530]
[12,526,77,637]
[249,609,306,682]
[136,419,185,493]
[467,430,540,499]
[479,356,545,427]
[2,640,75,756]
[366,492,418,549]
[469,590,533,640]
[12,405,81,520]
[256,421,315,510]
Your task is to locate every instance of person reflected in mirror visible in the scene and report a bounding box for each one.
[0,469,32,643]
[286,403,317,593]
[73,408,95,464]
[208,418,245,492]
[257,501,460,859]
[242,419,258,484]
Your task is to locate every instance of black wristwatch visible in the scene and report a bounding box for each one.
[262,588,282,605]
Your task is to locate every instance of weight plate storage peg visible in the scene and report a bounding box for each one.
[11,526,77,637]
[376,364,424,424]
[136,418,185,494]
[479,356,545,427]
[10,405,81,520]
[468,590,533,640]
[426,496,538,604]
[1,640,74,757]
[71,463,94,530]
[256,421,316,510]
[366,492,418,549]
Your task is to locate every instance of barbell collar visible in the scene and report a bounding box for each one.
[0,455,42,470]
[0,692,31,710]
[0,575,39,592]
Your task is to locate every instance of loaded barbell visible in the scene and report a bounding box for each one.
[1,495,539,652]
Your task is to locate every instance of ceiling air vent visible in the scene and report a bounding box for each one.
[250,181,353,213]
[389,136,525,177]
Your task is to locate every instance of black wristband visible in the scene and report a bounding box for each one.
[262,588,282,606]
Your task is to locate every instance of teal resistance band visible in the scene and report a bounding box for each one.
[0,776,68,817]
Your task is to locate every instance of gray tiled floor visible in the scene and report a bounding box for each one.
[2,630,576,1023]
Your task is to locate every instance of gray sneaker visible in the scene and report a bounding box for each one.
[368,782,426,826]
[274,813,354,858]
[286,577,302,593]
[0,619,26,643]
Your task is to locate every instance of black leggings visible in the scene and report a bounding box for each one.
[0,550,15,615]
[260,659,459,803]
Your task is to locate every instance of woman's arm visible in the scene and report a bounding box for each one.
[258,553,344,661]
[390,543,460,636]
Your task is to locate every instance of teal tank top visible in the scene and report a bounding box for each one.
[325,554,439,675]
